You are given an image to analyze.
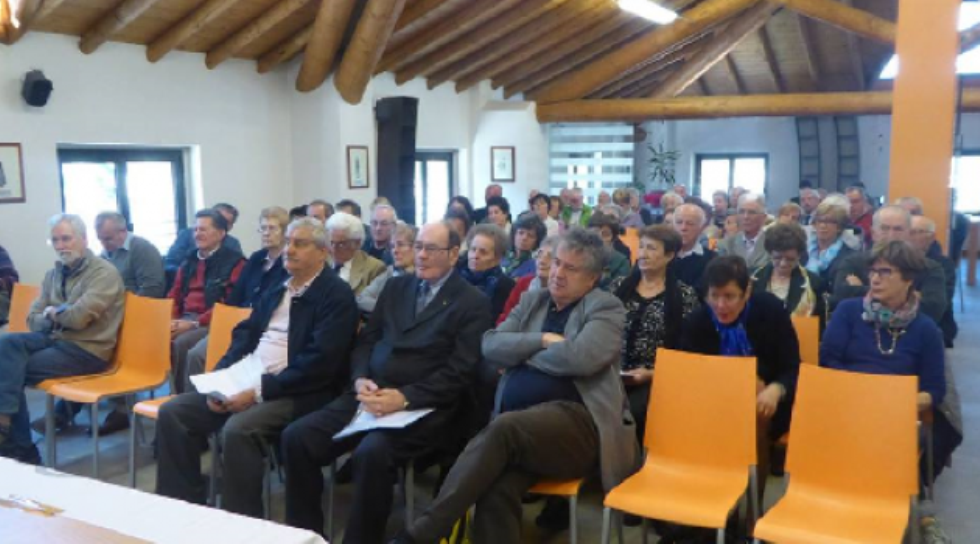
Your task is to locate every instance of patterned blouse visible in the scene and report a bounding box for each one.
[620,282,700,371]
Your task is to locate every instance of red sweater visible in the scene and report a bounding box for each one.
[497,274,535,325]
[168,259,244,326]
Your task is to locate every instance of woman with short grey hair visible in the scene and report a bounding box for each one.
[497,236,560,324]
[460,224,515,320]
[357,223,417,314]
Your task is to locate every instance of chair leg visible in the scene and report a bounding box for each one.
[569,494,578,544]
[910,497,921,544]
[128,411,137,488]
[750,465,761,530]
[326,461,337,544]
[716,528,725,544]
[601,507,612,544]
[925,425,935,501]
[208,434,219,507]
[641,518,649,544]
[404,460,415,524]
[44,395,55,468]
[263,466,271,520]
[616,511,624,544]
[91,403,100,479]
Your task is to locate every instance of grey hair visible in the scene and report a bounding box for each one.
[49,213,88,239]
[287,217,329,249]
[394,222,418,244]
[800,188,819,199]
[872,205,912,229]
[95,211,127,231]
[914,216,937,233]
[737,192,766,209]
[558,227,607,277]
[674,203,706,226]
[260,206,290,231]
[712,190,728,200]
[539,235,561,253]
[325,211,365,241]
[660,191,683,208]
[894,196,924,215]
[821,193,849,210]
[467,224,510,259]
[372,203,399,221]
[598,203,625,220]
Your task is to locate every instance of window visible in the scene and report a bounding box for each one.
[414,151,455,226]
[880,3,980,80]
[549,124,635,204]
[58,148,187,253]
[953,152,980,213]
[694,154,769,200]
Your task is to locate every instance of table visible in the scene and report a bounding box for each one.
[0,458,327,544]
[967,216,980,287]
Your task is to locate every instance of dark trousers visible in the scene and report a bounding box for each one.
[282,392,455,544]
[408,401,599,544]
[626,383,650,445]
[155,392,297,518]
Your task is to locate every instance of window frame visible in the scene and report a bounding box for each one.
[414,150,456,226]
[953,148,980,213]
[693,152,770,199]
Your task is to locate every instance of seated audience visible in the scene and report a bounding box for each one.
[165,203,243,276]
[307,199,334,224]
[612,225,699,442]
[658,191,684,221]
[498,236,557,325]
[722,211,739,239]
[752,222,825,320]
[0,214,125,463]
[718,192,770,270]
[672,203,716,293]
[448,195,475,219]
[502,215,546,279]
[156,217,358,518]
[364,204,397,265]
[326,212,386,296]
[628,188,655,226]
[444,209,472,253]
[289,205,307,222]
[336,199,371,243]
[168,209,246,394]
[805,200,856,294]
[614,189,644,229]
[398,229,638,544]
[357,223,417,314]
[673,183,688,199]
[561,187,593,228]
[485,196,513,236]
[459,224,515,320]
[529,193,561,238]
[777,202,803,225]
[588,213,631,289]
[282,221,492,542]
[95,211,166,298]
[846,186,875,247]
[0,243,20,326]
[910,216,958,347]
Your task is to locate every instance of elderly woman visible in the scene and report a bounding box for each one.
[588,213,631,288]
[752,222,825,319]
[357,223,417,314]
[458,224,515,320]
[805,200,856,293]
[497,237,558,325]
[658,191,684,222]
[228,206,291,308]
[777,202,803,225]
[485,196,512,236]
[502,215,546,279]
[612,226,699,442]
[529,193,561,238]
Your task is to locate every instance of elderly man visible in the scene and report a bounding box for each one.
[911,215,958,347]
[561,187,593,228]
[0,215,124,463]
[895,196,925,216]
[800,188,821,225]
[364,204,397,265]
[307,200,334,224]
[156,217,358,518]
[95,212,165,298]
[718,192,770,270]
[164,203,243,276]
[397,228,638,544]
[282,221,492,542]
[672,203,717,292]
[831,206,947,323]
[0,244,19,327]
[846,186,874,247]
[326,212,386,296]
[169,209,246,394]
[473,184,503,225]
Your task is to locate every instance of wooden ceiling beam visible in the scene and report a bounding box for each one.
[394,0,459,33]
[612,57,687,98]
[796,13,821,90]
[697,78,711,96]
[146,0,238,63]
[535,90,980,123]
[592,33,710,98]
[257,24,312,74]
[770,0,894,44]
[723,55,747,94]
[394,0,566,85]
[296,0,358,92]
[758,25,785,92]
[630,65,685,98]
[654,1,776,98]
[4,0,47,45]
[79,0,162,54]
[375,0,523,75]
[839,0,865,91]
[335,0,408,104]
[533,0,759,104]
[206,0,313,69]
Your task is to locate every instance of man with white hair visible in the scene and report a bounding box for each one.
[561,187,593,228]
[0,214,125,464]
[326,212,386,296]
[718,192,771,269]
[672,203,716,291]
[363,204,397,265]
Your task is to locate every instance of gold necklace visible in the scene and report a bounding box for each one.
[874,325,906,356]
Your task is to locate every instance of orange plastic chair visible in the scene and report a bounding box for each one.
[622,229,640,265]
[39,294,173,477]
[791,315,820,366]
[6,283,40,333]
[128,303,251,487]
[753,365,919,544]
[601,349,759,544]
[529,478,587,544]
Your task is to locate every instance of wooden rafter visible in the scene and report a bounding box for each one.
[770,0,894,44]
[206,0,313,69]
[335,0,408,104]
[723,55,747,94]
[296,0,357,92]
[592,32,712,98]
[257,24,312,74]
[796,13,821,90]
[79,0,162,54]
[612,55,690,98]
[697,78,711,96]
[394,0,460,34]
[146,0,238,63]
[533,0,759,104]
[839,0,865,90]
[535,90,980,123]
[630,65,684,98]
[758,26,785,92]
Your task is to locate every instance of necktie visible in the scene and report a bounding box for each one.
[416,282,432,316]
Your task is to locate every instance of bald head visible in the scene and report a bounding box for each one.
[910,215,937,254]
[872,205,912,244]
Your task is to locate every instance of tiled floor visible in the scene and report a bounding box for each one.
[21,271,980,543]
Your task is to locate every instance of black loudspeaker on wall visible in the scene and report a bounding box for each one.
[22,70,54,107]
[375,97,419,224]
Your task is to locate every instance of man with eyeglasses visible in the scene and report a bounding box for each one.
[282,220,493,542]
[364,204,397,265]
[326,211,386,296]
[717,192,771,270]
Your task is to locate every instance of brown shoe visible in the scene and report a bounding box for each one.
[97,410,130,435]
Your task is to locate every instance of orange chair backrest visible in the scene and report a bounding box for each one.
[622,229,640,265]
[786,365,918,500]
[112,294,173,380]
[8,283,40,333]
[791,315,819,366]
[646,349,757,469]
[205,303,253,372]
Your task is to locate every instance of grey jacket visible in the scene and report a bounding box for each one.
[102,233,166,298]
[718,229,771,271]
[28,249,126,361]
[483,288,640,491]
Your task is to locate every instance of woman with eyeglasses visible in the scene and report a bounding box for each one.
[458,224,515,321]
[357,223,417,314]
[501,215,546,279]
[805,200,856,293]
[496,237,558,325]
[228,206,291,308]
[751,222,825,319]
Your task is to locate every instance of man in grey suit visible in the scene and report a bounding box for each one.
[398,228,639,544]
[718,192,771,270]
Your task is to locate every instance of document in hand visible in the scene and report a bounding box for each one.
[189,354,264,401]
[333,408,435,441]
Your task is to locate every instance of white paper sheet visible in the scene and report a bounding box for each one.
[333,408,435,441]
[189,353,264,401]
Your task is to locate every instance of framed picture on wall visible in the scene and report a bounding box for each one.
[0,143,26,204]
[491,146,515,182]
[347,146,370,189]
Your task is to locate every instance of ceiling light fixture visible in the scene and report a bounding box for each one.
[617,0,679,24]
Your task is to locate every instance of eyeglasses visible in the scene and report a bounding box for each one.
[770,254,800,266]
[737,209,763,216]
[532,249,553,260]
[391,241,413,250]
[413,243,452,254]
[371,220,395,228]
[868,267,896,279]
[257,225,281,233]
[329,240,356,249]
[813,218,837,226]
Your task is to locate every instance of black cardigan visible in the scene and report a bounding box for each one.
[227,249,289,309]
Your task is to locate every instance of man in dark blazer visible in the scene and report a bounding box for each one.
[281,221,493,543]
[155,217,359,518]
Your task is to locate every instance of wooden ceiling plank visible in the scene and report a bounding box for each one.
[257,24,312,74]
[335,0,409,104]
[796,13,821,90]
[79,0,163,54]
[611,58,686,98]
[758,25,785,92]
[654,1,776,98]
[723,55,746,94]
[592,33,711,98]
[146,0,239,63]
[697,78,711,96]
[205,0,313,69]
[5,0,47,44]
[840,0,866,91]
[296,0,358,92]
[533,0,759,104]
[770,0,894,45]
[395,0,458,32]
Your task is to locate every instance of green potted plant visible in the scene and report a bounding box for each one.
[645,143,680,192]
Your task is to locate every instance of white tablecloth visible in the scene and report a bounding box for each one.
[0,458,327,544]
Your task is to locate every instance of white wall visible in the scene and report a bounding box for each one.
[471,102,548,209]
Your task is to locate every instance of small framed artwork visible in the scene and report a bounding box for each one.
[347,145,370,189]
[0,143,26,204]
[491,146,515,182]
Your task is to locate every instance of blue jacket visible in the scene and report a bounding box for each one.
[227,249,289,309]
